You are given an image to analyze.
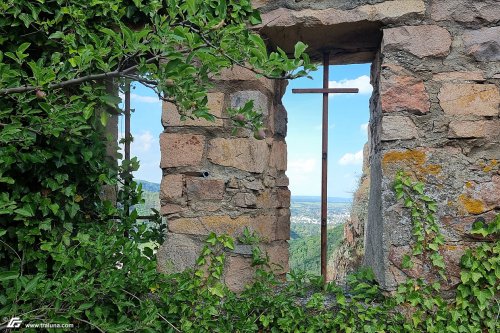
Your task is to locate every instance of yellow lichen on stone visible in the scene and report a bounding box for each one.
[382,149,442,177]
[423,164,442,175]
[483,159,498,172]
[458,194,486,215]
[465,181,473,188]
[382,150,426,169]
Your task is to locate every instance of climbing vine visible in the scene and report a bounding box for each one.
[394,171,446,276]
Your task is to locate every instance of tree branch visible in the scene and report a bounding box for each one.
[0,55,162,95]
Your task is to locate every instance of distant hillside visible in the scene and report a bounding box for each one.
[289,223,344,275]
[292,196,352,203]
[136,179,160,193]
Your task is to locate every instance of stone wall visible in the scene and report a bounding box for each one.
[157,0,500,291]
[156,66,290,292]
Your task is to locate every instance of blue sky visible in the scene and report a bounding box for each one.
[120,63,371,198]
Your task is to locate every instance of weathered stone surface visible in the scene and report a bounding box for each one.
[275,175,289,187]
[160,133,205,168]
[263,241,289,274]
[169,214,277,240]
[358,0,426,20]
[160,174,184,200]
[463,27,500,62]
[276,188,291,208]
[241,179,264,191]
[270,141,287,171]
[381,115,419,141]
[381,73,430,114]
[448,120,500,139]
[215,65,274,93]
[383,25,452,58]
[224,256,255,293]
[186,178,225,201]
[208,138,269,173]
[161,203,183,215]
[276,209,291,240]
[431,0,500,23]
[258,1,425,28]
[162,93,224,127]
[438,83,500,117]
[478,175,500,208]
[433,71,484,82]
[231,90,269,116]
[272,104,288,137]
[157,233,203,273]
[233,192,257,207]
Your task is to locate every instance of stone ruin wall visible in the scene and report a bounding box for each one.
[156,67,291,292]
[157,0,500,291]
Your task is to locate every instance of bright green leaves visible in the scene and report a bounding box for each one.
[394,171,445,274]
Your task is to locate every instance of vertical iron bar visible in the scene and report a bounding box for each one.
[125,83,131,163]
[124,81,131,218]
[321,52,329,280]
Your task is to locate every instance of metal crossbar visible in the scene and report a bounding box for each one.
[292,52,359,280]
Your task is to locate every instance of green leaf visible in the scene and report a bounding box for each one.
[294,41,307,59]
[0,270,19,281]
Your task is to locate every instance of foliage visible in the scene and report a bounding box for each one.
[0,0,313,331]
[394,171,446,275]
[1,1,498,331]
[289,223,344,275]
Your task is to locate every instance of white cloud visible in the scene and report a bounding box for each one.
[118,130,154,153]
[119,92,161,104]
[338,150,363,166]
[287,158,321,196]
[360,123,369,132]
[329,75,372,95]
[288,158,317,174]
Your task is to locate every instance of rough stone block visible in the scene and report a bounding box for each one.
[383,25,452,58]
[381,115,418,141]
[478,175,500,208]
[168,217,208,235]
[264,241,289,275]
[233,192,257,207]
[270,140,287,171]
[160,203,183,215]
[224,255,256,293]
[276,188,291,208]
[438,83,499,116]
[169,215,268,239]
[160,133,205,168]
[241,179,264,191]
[448,120,500,139]
[431,0,500,23]
[215,65,274,93]
[275,175,290,187]
[272,104,288,137]
[186,178,225,201]
[231,90,269,116]
[381,73,430,114]
[433,71,484,82]
[160,174,184,200]
[358,0,425,20]
[162,92,224,127]
[276,209,291,240]
[156,233,204,273]
[463,26,500,62]
[207,138,269,173]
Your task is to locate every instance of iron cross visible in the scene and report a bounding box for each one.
[292,52,359,280]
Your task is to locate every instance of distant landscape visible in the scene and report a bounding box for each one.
[135,180,350,276]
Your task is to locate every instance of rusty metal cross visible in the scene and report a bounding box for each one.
[292,52,359,280]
